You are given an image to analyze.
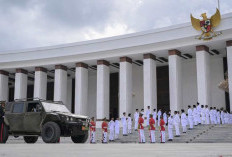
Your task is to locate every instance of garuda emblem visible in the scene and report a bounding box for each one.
[191,8,221,40]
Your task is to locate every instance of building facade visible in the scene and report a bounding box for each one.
[0,12,232,126]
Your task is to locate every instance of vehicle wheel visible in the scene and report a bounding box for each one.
[71,132,88,143]
[41,122,60,143]
[23,136,38,143]
[0,123,9,143]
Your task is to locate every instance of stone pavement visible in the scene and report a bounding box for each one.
[5,124,232,144]
[1,144,232,157]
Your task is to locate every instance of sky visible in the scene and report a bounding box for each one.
[0,0,231,52]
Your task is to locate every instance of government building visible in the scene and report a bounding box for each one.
[0,12,232,126]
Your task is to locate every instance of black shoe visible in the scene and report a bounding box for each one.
[175,135,180,137]
[168,139,173,141]
[183,132,186,133]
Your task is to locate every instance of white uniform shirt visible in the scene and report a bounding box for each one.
[158,111,162,118]
[134,112,139,122]
[127,117,132,125]
[168,117,173,129]
[181,113,187,126]
[109,120,115,130]
[121,116,127,125]
[188,108,193,117]
[146,109,151,119]
[152,112,157,120]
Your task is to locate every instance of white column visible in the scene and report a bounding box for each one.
[75,63,88,115]
[0,71,9,101]
[14,69,28,100]
[119,57,132,118]
[66,77,73,112]
[196,45,211,106]
[169,50,182,113]
[34,67,47,100]
[54,65,67,104]
[226,41,232,112]
[96,60,110,125]
[143,53,157,110]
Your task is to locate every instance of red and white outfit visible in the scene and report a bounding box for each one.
[138,117,145,143]
[102,121,108,143]
[149,117,156,143]
[160,119,165,143]
[90,121,96,143]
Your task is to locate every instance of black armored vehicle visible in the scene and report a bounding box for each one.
[1,99,89,143]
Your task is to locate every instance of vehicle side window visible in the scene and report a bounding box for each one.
[27,103,42,112]
[12,103,24,113]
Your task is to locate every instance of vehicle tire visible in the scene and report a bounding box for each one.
[23,136,38,143]
[0,123,9,143]
[41,122,61,143]
[71,132,88,143]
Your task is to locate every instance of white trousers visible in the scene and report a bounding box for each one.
[109,130,114,141]
[175,124,180,136]
[194,116,198,125]
[90,131,95,143]
[128,124,132,134]
[149,130,155,143]
[201,116,206,124]
[102,132,108,143]
[123,124,127,135]
[134,120,138,130]
[168,127,173,140]
[188,117,193,129]
[161,131,165,143]
[138,129,145,143]
[182,125,187,133]
[158,118,160,126]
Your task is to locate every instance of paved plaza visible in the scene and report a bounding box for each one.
[5,124,232,144]
[0,143,232,157]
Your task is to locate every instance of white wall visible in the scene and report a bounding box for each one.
[210,57,225,109]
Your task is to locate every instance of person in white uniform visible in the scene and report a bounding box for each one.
[201,105,206,124]
[163,111,167,124]
[181,109,187,133]
[197,103,201,124]
[193,105,198,126]
[121,112,128,136]
[145,106,151,126]
[216,109,221,124]
[157,109,162,127]
[174,111,180,137]
[221,108,225,124]
[167,113,173,141]
[114,118,120,139]
[127,113,132,134]
[134,109,139,131]
[205,105,210,125]
[213,107,217,124]
[152,109,157,127]
[187,105,193,129]
[209,107,214,124]
[109,118,115,141]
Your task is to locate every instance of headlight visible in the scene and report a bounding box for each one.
[70,117,74,121]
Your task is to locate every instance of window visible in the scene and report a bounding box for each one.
[27,103,41,112]
[12,103,24,113]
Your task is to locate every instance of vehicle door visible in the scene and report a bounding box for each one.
[24,101,43,132]
[6,102,25,132]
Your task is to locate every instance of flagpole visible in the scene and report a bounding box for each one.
[218,0,220,11]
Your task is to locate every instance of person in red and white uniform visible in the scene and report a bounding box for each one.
[90,117,96,143]
[160,116,165,143]
[149,114,156,143]
[102,118,108,143]
[138,113,145,143]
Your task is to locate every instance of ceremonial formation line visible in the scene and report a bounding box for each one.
[89,104,232,143]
